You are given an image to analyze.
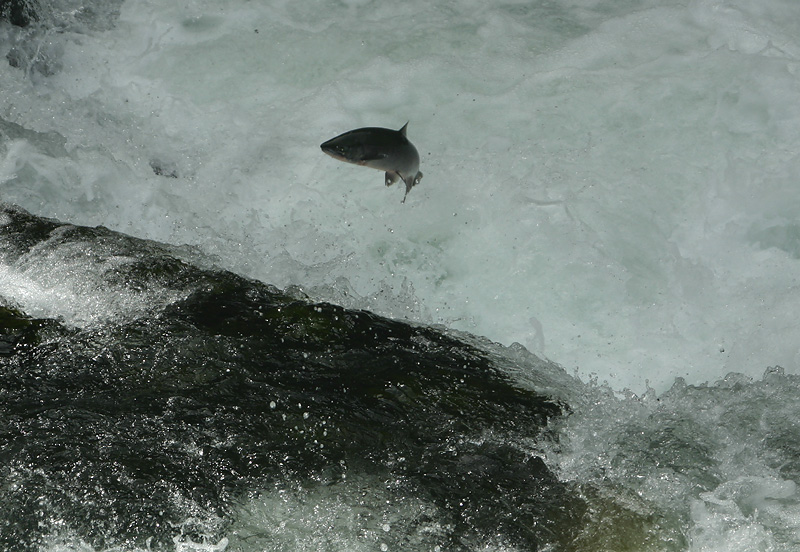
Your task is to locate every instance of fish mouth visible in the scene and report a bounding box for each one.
[320,142,347,161]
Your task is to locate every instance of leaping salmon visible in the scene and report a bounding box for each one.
[321,122,423,203]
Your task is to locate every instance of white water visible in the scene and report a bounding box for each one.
[3,0,800,550]
[2,0,797,392]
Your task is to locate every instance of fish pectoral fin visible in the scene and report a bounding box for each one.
[385,172,399,187]
[414,171,423,186]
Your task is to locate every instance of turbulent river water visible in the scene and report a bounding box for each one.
[2,1,800,551]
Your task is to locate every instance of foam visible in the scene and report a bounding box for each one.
[225,474,513,552]
[2,0,799,392]
[39,536,229,552]
[0,227,189,328]
[544,368,800,551]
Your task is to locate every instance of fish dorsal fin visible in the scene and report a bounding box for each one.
[399,122,409,137]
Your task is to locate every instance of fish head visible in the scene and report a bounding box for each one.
[320,134,379,166]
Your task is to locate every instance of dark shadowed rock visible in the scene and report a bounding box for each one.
[0,0,37,27]
[0,204,587,551]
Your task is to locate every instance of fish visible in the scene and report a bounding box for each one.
[321,122,423,203]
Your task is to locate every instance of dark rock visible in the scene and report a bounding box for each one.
[0,204,586,551]
[0,0,37,28]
